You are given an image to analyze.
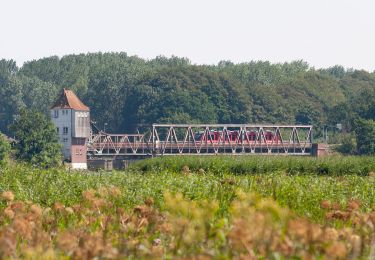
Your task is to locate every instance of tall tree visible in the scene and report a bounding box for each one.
[354,118,375,155]
[10,109,62,167]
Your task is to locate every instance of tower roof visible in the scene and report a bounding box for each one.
[51,88,89,111]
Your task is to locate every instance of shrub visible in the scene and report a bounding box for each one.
[0,133,10,167]
[10,109,62,167]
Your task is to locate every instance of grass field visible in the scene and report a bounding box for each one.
[0,156,374,258]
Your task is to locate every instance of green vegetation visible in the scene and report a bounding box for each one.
[354,118,375,155]
[0,156,374,221]
[10,109,62,167]
[1,54,375,154]
[0,133,10,166]
[0,156,374,258]
[133,155,375,176]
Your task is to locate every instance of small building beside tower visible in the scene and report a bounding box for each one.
[51,89,90,169]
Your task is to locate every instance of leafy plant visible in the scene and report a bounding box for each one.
[9,109,62,167]
[0,133,10,166]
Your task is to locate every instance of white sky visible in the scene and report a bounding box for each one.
[1,0,374,71]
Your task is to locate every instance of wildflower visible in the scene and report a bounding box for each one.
[0,229,17,256]
[30,204,43,217]
[332,203,341,210]
[347,199,361,211]
[309,223,323,241]
[4,207,15,219]
[320,200,331,209]
[72,204,82,213]
[325,242,347,259]
[324,228,339,241]
[109,186,121,197]
[2,191,14,202]
[53,202,65,212]
[82,189,96,202]
[133,205,151,217]
[10,201,25,213]
[92,198,106,209]
[153,238,161,246]
[56,232,78,252]
[327,210,350,221]
[13,218,32,238]
[288,219,309,239]
[160,223,173,233]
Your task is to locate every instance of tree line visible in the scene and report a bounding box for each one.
[1,52,375,160]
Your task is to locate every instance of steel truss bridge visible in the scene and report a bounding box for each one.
[87,124,313,157]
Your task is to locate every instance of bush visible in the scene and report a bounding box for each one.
[334,133,357,155]
[10,109,62,167]
[0,133,11,166]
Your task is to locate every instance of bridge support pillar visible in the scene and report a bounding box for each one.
[312,143,329,156]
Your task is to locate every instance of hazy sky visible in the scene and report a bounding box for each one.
[1,0,374,70]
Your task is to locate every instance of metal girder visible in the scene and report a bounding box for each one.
[87,124,313,157]
[151,124,313,155]
[87,131,150,156]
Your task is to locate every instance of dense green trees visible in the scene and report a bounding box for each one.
[1,53,375,154]
[354,119,375,155]
[10,109,62,167]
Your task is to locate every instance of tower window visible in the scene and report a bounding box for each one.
[56,127,59,134]
[54,110,59,118]
[63,138,68,142]
[63,127,69,135]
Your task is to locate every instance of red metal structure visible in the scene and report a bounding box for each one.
[87,124,313,156]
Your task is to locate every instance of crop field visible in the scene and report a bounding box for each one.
[0,156,374,259]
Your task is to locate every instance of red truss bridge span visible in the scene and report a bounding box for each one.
[87,124,313,157]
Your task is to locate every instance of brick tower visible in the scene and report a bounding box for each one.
[51,89,90,169]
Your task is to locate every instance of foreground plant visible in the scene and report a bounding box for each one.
[0,188,374,259]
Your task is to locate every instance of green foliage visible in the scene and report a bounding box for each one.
[0,53,374,146]
[0,53,372,134]
[354,118,375,155]
[334,133,357,154]
[0,156,374,258]
[10,109,62,167]
[0,133,10,166]
[0,157,374,223]
[132,155,375,176]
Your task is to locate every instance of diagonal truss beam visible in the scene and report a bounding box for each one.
[87,124,313,156]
